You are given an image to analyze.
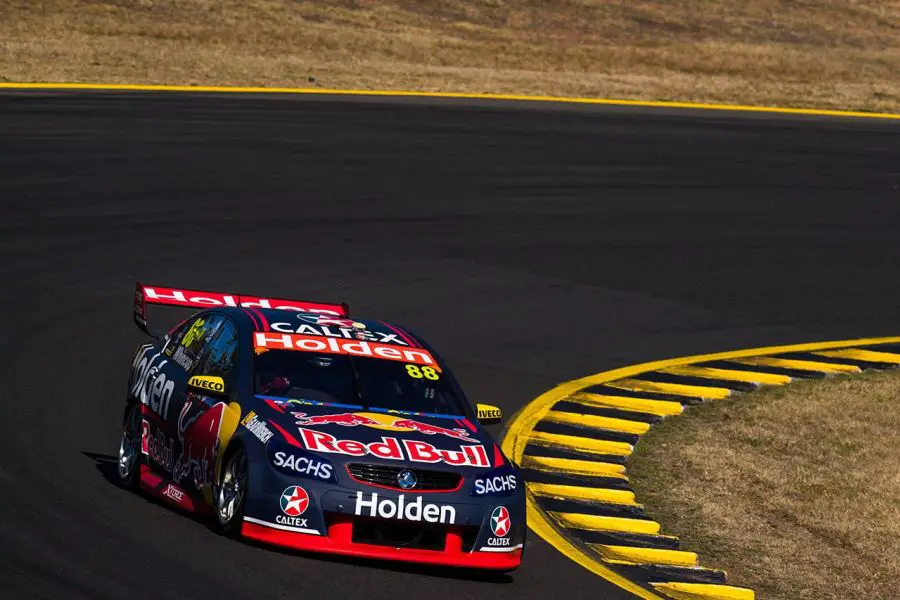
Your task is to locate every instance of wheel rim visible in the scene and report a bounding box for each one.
[117,406,140,479]
[217,450,247,525]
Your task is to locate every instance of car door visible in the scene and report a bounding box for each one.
[172,316,240,501]
[138,313,223,482]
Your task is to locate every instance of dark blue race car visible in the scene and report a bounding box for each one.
[118,283,524,570]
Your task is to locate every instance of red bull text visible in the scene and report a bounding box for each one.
[297,428,491,468]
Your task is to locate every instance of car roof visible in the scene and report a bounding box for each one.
[211,307,423,347]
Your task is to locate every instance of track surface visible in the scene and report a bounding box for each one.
[1,92,898,600]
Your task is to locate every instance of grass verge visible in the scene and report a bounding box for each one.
[629,370,900,600]
[2,1,900,112]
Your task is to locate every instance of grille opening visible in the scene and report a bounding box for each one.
[338,515,481,553]
[347,463,462,491]
[460,526,478,553]
[351,516,446,551]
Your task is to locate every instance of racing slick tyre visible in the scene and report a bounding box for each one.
[215,445,248,537]
[115,402,142,491]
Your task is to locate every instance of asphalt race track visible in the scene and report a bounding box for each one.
[1,91,899,600]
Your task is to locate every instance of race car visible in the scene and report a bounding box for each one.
[117,283,524,570]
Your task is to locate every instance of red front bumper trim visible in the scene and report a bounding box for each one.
[241,517,521,571]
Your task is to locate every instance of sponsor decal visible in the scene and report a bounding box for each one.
[141,418,175,473]
[293,411,477,443]
[171,345,195,371]
[241,411,274,444]
[181,318,208,348]
[139,395,229,493]
[172,401,227,491]
[134,287,147,327]
[163,484,185,503]
[294,412,378,427]
[130,347,175,419]
[267,444,335,482]
[476,406,503,421]
[488,506,511,545]
[142,285,343,315]
[270,322,407,346]
[253,333,438,369]
[473,473,517,497]
[297,428,490,468]
[354,492,456,524]
[277,485,310,528]
[188,375,225,393]
[314,316,367,329]
[243,516,321,535]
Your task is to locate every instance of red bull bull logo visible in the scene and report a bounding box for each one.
[293,412,381,427]
[293,412,478,443]
[391,419,476,442]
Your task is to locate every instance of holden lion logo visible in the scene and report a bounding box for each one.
[490,506,511,537]
[280,485,310,517]
[397,470,417,490]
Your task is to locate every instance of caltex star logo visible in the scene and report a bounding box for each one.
[280,485,310,517]
[490,506,511,537]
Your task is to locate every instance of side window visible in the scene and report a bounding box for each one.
[196,318,239,382]
[165,314,223,373]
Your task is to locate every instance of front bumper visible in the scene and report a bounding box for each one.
[241,514,523,570]
[242,433,525,571]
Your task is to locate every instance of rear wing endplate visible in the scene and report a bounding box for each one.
[133,282,349,338]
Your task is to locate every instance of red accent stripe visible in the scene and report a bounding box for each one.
[168,317,190,337]
[269,419,302,447]
[240,521,522,570]
[140,404,163,423]
[394,324,422,348]
[242,308,261,330]
[247,307,270,331]
[458,418,477,433]
[265,399,286,413]
[493,444,504,467]
[382,322,418,348]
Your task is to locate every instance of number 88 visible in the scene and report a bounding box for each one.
[406,365,440,380]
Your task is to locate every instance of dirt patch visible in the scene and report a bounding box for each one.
[629,370,900,600]
[2,1,900,112]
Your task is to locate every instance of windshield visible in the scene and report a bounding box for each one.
[254,350,468,416]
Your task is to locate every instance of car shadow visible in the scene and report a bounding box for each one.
[240,536,515,583]
[82,450,516,583]
[81,450,213,526]
[82,450,121,485]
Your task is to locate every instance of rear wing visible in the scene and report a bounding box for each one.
[133,282,349,338]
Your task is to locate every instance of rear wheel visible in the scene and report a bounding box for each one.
[215,446,248,536]
[116,403,142,490]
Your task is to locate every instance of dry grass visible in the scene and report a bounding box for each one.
[2,1,900,112]
[629,370,900,600]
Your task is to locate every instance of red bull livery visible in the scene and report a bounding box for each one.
[117,283,524,572]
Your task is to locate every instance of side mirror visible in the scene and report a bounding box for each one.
[188,375,228,395]
[476,404,503,425]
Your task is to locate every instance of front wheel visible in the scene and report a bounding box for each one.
[215,446,248,537]
[116,403,142,490]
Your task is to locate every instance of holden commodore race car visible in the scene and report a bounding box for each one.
[118,283,524,570]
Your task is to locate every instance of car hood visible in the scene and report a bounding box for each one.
[256,398,502,471]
